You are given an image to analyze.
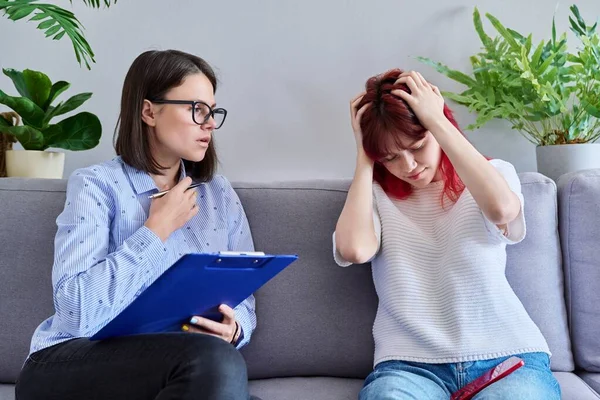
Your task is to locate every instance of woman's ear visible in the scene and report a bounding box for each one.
[141,100,157,127]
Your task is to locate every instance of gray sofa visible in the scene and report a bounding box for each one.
[1,170,600,399]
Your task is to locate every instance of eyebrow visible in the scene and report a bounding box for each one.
[197,100,217,108]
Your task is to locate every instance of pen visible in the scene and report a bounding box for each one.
[148,182,203,199]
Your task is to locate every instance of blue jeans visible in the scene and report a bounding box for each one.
[359,352,561,400]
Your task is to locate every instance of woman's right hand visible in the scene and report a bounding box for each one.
[145,177,199,242]
[350,91,370,152]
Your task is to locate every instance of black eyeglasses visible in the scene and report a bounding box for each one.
[150,100,228,129]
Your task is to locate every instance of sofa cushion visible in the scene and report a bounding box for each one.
[554,372,600,399]
[0,385,15,400]
[0,179,66,383]
[558,169,600,372]
[237,180,378,380]
[506,173,573,371]
[249,377,363,400]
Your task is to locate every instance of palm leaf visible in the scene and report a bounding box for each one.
[0,0,99,69]
[75,0,116,8]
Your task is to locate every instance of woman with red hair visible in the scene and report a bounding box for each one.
[333,69,559,399]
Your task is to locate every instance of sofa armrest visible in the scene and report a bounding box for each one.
[558,169,600,373]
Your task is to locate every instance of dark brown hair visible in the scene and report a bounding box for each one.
[114,49,218,181]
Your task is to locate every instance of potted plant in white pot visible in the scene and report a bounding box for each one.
[419,5,600,182]
[0,68,101,178]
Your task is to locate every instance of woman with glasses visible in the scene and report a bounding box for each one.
[17,50,259,400]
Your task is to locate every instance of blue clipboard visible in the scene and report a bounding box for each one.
[90,252,298,340]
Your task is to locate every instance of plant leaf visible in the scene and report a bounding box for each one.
[473,8,493,50]
[570,5,586,29]
[43,81,70,110]
[44,24,61,37]
[2,68,30,98]
[53,30,66,40]
[0,89,46,128]
[582,100,600,118]
[37,18,56,29]
[0,2,97,69]
[4,4,35,21]
[29,12,47,21]
[47,92,92,119]
[570,17,585,36]
[417,57,478,87]
[486,13,521,50]
[75,0,117,8]
[0,125,45,150]
[43,112,101,150]
[22,69,52,108]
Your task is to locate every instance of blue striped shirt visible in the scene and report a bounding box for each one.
[29,156,257,355]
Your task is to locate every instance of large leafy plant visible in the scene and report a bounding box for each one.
[419,5,600,146]
[0,68,101,151]
[0,0,116,69]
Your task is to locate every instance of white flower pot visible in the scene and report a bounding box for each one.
[5,150,65,179]
[536,143,600,182]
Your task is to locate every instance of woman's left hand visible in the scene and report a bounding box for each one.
[183,304,240,344]
[391,71,446,132]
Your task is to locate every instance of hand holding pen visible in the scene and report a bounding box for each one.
[148,182,203,199]
[144,177,199,242]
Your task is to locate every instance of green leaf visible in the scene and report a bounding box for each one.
[0,89,46,128]
[486,13,520,50]
[44,25,61,37]
[48,92,92,119]
[22,69,52,108]
[2,68,30,98]
[486,87,496,106]
[43,112,101,150]
[531,40,545,67]
[473,8,493,50]
[570,17,585,36]
[570,5,586,29]
[76,0,117,8]
[44,81,70,110]
[53,31,66,40]
[417,57,478,87]
[29,12,48,21]
[443,92,475,105]
[0,125,45,150]
[1,2,97,69]
[37,19,56,29]
[552,14,556,44]
[583,101,600,118]
[5,4,35,21]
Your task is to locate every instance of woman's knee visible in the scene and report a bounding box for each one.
[180,334,247,379]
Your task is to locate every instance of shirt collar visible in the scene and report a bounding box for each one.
[120,157,188,195]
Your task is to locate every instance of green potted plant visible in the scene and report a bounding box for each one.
[0,68,101,178]
[419,5,600,182]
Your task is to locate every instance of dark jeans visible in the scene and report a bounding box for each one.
[16,333,257,400]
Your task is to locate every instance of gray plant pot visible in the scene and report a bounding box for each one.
[536,143,600,182]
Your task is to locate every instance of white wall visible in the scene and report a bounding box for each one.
[2,0,599,181]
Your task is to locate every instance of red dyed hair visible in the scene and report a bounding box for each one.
[359,69,465,204]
